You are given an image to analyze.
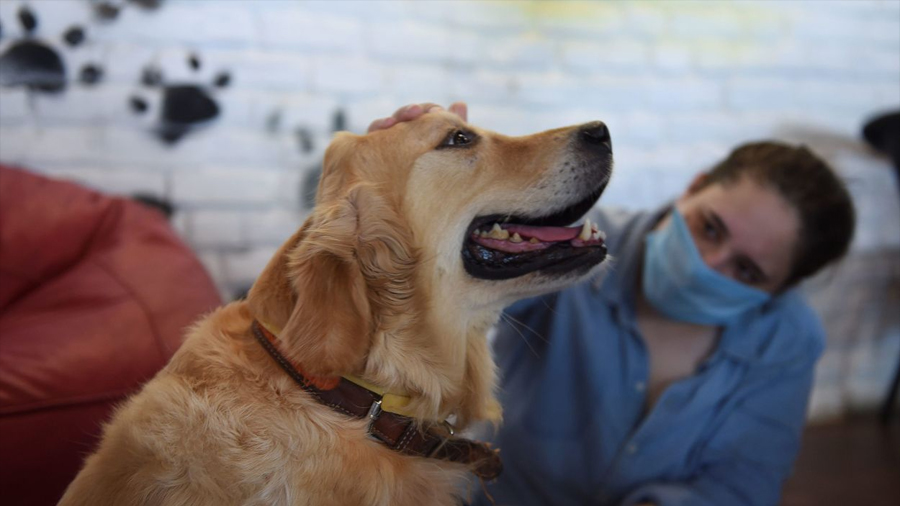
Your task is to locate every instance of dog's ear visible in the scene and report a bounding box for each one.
[280,192,373,377]
[248,185,417,378]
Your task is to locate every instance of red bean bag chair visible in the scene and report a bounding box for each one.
[0,165,222,506]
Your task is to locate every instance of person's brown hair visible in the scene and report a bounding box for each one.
[699,141,855,288]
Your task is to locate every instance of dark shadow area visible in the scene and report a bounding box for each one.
[783,415,900,506]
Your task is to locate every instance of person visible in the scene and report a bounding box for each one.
[369,103,856,506]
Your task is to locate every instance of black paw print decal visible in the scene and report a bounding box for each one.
[0,5,103,92]
[130,53,231,144]
[91,0,165,21]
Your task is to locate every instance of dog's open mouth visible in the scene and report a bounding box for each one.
[462,186,608,280]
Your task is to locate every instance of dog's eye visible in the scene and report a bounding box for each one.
[439,130,475,149]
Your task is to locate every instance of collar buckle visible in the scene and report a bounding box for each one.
[366,398,383,433]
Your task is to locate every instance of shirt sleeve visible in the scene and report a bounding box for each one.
[618,338,821,506]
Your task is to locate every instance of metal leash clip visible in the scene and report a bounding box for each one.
[428,419,456,457]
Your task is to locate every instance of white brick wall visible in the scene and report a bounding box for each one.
[1,0,898,308]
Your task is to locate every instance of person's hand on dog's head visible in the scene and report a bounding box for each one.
[367,102,468,133]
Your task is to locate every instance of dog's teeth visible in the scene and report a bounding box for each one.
[488,223,509,240]
[579,219,592,241]
[591,231,599,240]
[529,237,539,244]
[510,232,523,243]
[473,229,481,236]
[598,230,606,240]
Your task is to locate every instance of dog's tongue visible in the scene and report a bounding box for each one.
[504,224,581,242]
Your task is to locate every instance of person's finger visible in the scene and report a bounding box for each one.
[367,116,397,133]
[448,102,468,122]
[419,102,443,114]
[367,118,385,133]
[394,104,424,122]
[369,101,458,133]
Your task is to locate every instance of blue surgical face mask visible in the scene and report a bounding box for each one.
[642,209,770,325]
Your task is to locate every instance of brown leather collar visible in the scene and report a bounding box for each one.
[250,320,502,480]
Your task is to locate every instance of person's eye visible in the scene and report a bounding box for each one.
[703,219,720,241]
[737,262,760,284]
[438,130,475,149]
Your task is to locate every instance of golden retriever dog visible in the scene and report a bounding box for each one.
[59,110,613,506]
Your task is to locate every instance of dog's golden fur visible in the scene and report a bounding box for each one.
[59,112,608,506]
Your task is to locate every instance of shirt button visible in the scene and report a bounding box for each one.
[626,443,638,454]
[635,381,646,392]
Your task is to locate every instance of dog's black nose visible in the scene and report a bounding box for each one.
[578,121,611,151]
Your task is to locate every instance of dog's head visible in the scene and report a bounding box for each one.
[248,111,612,423]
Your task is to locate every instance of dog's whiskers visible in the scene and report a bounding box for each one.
[501,312,549,345]
[499,313,542,359]
[540,298,561,317]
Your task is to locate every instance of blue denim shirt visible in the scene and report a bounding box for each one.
[471,207,824,506]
